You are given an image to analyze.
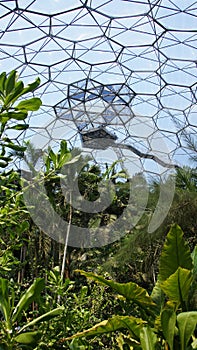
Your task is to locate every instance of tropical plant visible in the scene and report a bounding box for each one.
[0,277,64,350]
[63,225,197,349]
[0,70,41,168]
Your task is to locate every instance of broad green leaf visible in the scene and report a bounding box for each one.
[76,270,156,310]
[64,315,146,341]
[15,97,42,111]
[159,225,193,282]
[12,278,45,322]
[140,327,157,350]
[0,72,6,94]
[15,331,41,345]
[5,70,17,95]
[177,311,197,350]
[160,267,193,304]
[161,308,176,350]
[20,306,65,332]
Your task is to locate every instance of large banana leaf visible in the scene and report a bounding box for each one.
[64,315,146,342]
[76,270,156,310]
[159,225,193,282]
[177,311,197,350]
[12,278,45,322]
[160,267,193,304]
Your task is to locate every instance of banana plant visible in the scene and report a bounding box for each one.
[0,70,42,168]
[0,277,64,349]
[63,225,197,349]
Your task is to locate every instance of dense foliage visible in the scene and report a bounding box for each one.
[0,71,196,349]
[64,225,197,349]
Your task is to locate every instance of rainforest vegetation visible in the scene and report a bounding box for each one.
[0,71,197,349]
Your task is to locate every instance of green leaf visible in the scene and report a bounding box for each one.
[3,77,40,106]
[64,315,146,341]
[69,338,89,350]
[21,77,41,95]
[161,308,176,350]
[190,246,197,310]
[75,270,156,310]
[0,161,8,168]
[0,278,10,322]
[0,72,6,95]
[20,306,65,332]
[48,148,57,165]
[139,327,157,350]
[60,140,68,154]
[9,124,29,130]
[5,70,17,95]
[177,311,197,350]
[12,278,45,322]
[15,97,42,111]
[151,280,165,311]
[4,143,26,152]
[0,116,9,127]
[4,81,24,106]
[159,225,193,282]
[1,111,28,120]
[15,331,41,345]
[0,156,11,162]
[191,246,197,278]
[160,267,193,304]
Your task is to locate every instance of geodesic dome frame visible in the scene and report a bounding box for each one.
[0,0,197,171]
